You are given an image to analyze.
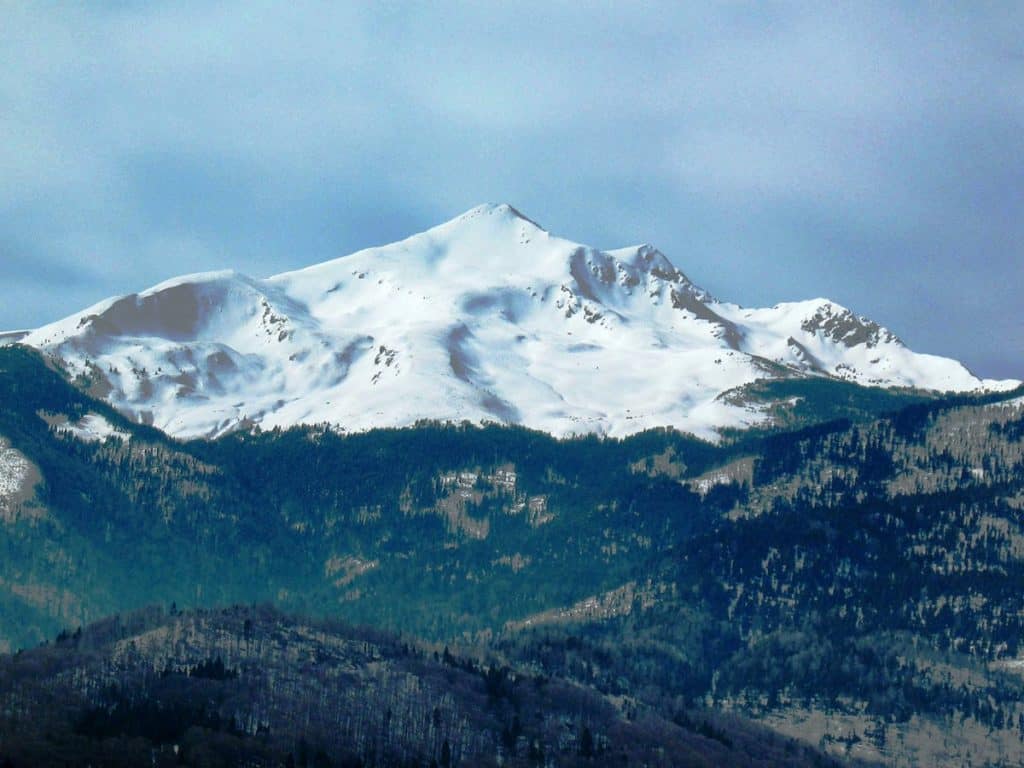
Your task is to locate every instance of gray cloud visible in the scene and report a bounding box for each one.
[1,2,1021,377]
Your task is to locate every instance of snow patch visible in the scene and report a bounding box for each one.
[0,440,30,500]
[57,413,131,443]
[0,438,38,522]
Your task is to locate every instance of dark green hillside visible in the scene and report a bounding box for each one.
[0,605,847,768]
[719,376,937,436]
[2,344,1024,765]
[0,346,729,649]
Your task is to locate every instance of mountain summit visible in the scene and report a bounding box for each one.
[7,203,1017,439]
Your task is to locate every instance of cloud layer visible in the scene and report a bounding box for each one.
[2,3,1022,376]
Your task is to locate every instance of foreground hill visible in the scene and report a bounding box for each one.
[0,605,845,768]
[6,204,1015,439]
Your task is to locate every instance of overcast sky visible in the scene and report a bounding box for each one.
[2,3,1022,377]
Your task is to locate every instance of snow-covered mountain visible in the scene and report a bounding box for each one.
[7,204,1017,439]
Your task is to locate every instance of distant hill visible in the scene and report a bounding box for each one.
[0,604,846,768]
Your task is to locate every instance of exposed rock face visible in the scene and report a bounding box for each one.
[799,302,897,348]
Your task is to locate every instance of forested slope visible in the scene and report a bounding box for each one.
[2,345,1024,764]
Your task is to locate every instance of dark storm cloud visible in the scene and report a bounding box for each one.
[1,2,1021,377]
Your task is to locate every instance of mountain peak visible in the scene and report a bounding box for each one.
[455,202,543,227]
[495,203,544,230]
[429,202,547,242]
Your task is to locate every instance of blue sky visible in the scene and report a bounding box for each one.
[2,3,1022,377]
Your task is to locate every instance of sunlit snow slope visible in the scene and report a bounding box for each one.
[8,204,1017,439]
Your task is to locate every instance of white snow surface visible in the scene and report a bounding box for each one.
[9,204,1019,440]
[0,330,29,345]
[56,413,131,444]
[0,439,30,500]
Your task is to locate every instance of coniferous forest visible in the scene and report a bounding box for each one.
[2,346,1024,766]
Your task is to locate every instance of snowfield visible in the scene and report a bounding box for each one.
[5,204,1018,440]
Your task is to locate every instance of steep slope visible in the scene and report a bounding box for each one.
[8,204,1016,439]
